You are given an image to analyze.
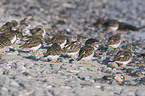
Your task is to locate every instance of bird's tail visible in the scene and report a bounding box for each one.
[139,26,145,30]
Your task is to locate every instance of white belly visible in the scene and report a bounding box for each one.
[67,51,79,58]
[47,55,60,59]
[115,58,132,65]
[60,40,67,49]
[109,40,121,48]
[110,26,118,31]
[29,44,42,50]
[81,52,94,60]
[11,35,17,44]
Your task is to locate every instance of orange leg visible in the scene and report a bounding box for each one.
[0,51,4,55]
[34,50,37,55]
[88,60,90,65]
[119,64,126,68]
[14,43,16,46]
[52,60,55,63]
[125,73,129,75]
[31,50,34,54]
[83,60,86,64]
[70,55,74,59]
[124,65,126,68]
[115,48,118,51]
[108,28,112,32]
[119,64,123,68]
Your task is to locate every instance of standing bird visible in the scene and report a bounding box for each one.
[30,25,46,38]
[106,33,121,51]
[19,36,43,55]
[76,40,100,64]
[47,33,67,49]
[85,38,100,54]
[44,43,62,63]
[0,20,18,32]
[112,45,132,68]
[104,19,119,32]
[0,30,17,45]
[0,35,11,55]
[62,36,82,59]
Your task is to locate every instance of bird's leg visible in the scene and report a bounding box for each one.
[119,63,123,68]
[123,65,126,68]
[83,60,86,64]
[54,59,58,63]
[70,55,74,59]
[0,50,4,55]
[119,64,126,68]
[52,60,55,63]
[108,28,112,32]
[30,50,34,55]
[88,60,91,65]
[115,48,118,51]
[13,43,16,46]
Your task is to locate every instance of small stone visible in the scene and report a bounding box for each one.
[25,88,35,95]
[73,89,83,95]
[120,89,135,96]
[62,3,76,8]
[104,68,112,73]
[9,80,19,87]
[101,86,112,91]
[102,75,113,80]
[107,62,118,69]
[114,76,123,82]
[67,70,80,73]
[139,77,145,85]
[135,89,145,96]
[0,75,9,85]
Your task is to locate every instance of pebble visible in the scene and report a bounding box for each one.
[107,62,118,69]
[120,89,135,96]
[0,75,9,85]
[9,80,19,87]
[135,89,145,96]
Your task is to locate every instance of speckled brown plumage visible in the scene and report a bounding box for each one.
[106,33,121,46]
[0,35,11,49]
[44,43,62,57]
[76,45,94,61]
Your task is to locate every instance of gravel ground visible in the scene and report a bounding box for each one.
[0,0,145,96]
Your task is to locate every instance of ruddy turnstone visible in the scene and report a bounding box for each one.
[30,25,46,38]
[106,33,121,50]
[44,43,62,63]
[76,41,100,64]
[112,45,132,68]
[62,36,82,59]
[85,38,100,54]
[0,35,11,55]
[0,20,18,32]
[94,18,145,31]
[19,17,31,36]
[19,36,42,55]
[0,30,17,45]
[47,33,67,49]
[104,19,119,32]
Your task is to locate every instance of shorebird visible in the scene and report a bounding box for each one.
[112,45,132,68]
[44,43,62,63]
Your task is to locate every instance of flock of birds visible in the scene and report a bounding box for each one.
[0,17,145,67]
